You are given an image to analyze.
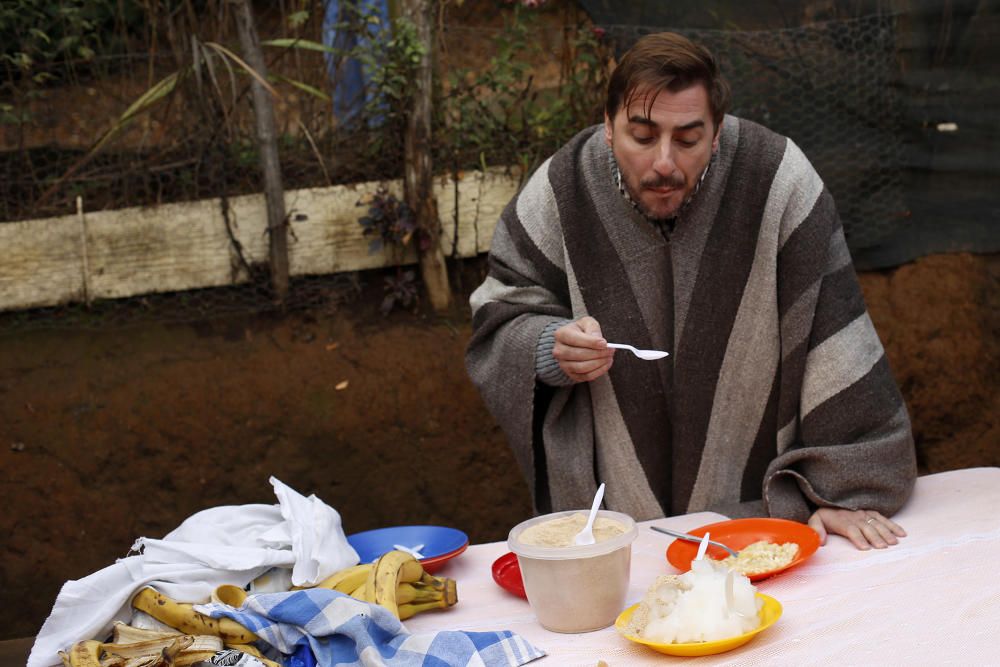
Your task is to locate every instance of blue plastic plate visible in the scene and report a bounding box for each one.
[347,525,469,573]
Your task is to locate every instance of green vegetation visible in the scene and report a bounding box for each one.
[1,1,614,227]
[0,0,145,81]
[437,5,611,178]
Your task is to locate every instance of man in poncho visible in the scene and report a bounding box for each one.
[466,32,916,549]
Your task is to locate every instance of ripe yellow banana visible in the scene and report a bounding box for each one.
[348,581,371,602]
[394,573,460,621]
[398,597,452,620]
[131,587,257,644]
[412,573,458,605]
[417,571,448,592]
[211,584,248,608]
[307,563,374,594]
[364,550,424,618]
[395,582,441,605]
[441,577,458,607]
[58,640,103,667]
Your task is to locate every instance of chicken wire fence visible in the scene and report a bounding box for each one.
[0,7,603,333]
[604,13,908,253]
[0,42,397,332]
[0,7,910,334]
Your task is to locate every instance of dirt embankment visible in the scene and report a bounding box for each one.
[859,253,999,472]
[0,252,996,641]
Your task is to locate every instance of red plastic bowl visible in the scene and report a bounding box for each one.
[491,551,526,598]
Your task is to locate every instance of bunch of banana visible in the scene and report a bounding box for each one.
[306,550,458,620]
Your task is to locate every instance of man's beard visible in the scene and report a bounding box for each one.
[625,172,687,221]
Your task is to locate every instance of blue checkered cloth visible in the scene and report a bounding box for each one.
[195,588,545,667]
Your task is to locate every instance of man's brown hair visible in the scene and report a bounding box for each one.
[605,32,731,131]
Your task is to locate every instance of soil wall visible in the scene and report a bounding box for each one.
[0,251,996,640]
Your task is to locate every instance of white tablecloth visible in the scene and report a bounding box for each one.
[405,467,1000,666]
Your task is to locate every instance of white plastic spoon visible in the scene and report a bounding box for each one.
[392,543,425,558]
[725,568,750,618]
[607,343,670,360]
[574,482,606,545]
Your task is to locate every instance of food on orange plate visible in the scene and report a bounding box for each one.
[720,540,799,576]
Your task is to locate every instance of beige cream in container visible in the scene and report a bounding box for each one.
[508,509,638,633]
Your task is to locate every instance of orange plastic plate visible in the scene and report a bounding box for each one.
[665,517,820,581]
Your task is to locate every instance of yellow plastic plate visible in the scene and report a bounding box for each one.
[614,593,782,657]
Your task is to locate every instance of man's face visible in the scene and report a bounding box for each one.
[604,83,719,220]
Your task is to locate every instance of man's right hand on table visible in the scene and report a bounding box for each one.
[553,316,615,383]
[808,508,906,550]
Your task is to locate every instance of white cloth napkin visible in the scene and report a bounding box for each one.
[27,476,359,667]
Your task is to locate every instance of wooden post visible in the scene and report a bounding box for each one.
[401,0,451,312]
[76,196,92,307]
[233,0,289,302]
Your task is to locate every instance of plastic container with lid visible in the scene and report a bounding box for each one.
[508,509,638,633]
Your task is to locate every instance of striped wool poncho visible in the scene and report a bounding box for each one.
[466,116,916,521]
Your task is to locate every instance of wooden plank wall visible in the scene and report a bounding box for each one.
[0,168,519,312]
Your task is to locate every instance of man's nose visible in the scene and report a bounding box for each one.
[652,141,677,174]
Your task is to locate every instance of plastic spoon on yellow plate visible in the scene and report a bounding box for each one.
[695,532,711,561]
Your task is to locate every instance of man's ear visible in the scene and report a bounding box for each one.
[712,125,721,153]
[604,113,613,147]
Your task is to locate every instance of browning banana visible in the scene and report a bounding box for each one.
[58,640,103,667]
[131,587,258,644]
[174,651,220,667]
[100,635,195,661]
[225,644,284,667]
